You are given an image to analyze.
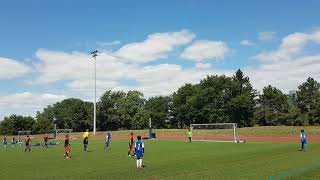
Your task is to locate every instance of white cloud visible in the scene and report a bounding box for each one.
[123,64,233,97]
[0,92,66,120]
[195,63,212,69]
[246,54,320,93]
[0,57,31,79]
[96,40,121,46]
[68,79,119,100]
[254,30,320,61]
[8,29,320,119]
[258,31,277,41]
[180,40,230,61]
[115,30,195,63]
[29,30,320,100]
[33,49,133,84]
[240,40,254,46]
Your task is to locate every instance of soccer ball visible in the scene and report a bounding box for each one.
[185,141,188,143]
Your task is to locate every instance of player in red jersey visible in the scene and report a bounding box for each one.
[64,134,71,160]
[43,133,49,148]
[128,132,135,156]
[24,135,32,152]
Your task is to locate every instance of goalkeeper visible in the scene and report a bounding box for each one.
[83,129,89,151]
[187,130,192,143]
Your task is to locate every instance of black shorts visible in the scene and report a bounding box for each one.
[83,138,88,145]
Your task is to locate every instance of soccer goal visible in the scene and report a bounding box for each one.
[55,129,73,139]
[18,130,32,137]
[190,123,242,143]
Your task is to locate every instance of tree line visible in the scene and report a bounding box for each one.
[1,69,320,135]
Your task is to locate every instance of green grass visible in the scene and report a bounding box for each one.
[1,139,320,180]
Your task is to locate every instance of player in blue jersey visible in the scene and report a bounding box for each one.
[104,131,112,150]
[135,135,144,168]
[300,129,307,151]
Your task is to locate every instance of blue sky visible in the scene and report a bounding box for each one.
[1,0,320,119]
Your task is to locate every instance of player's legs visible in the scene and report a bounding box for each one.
[83,138,88,151]
[189,137,192,142]
[128,144,132,155]
[105,141,109,150]
[25,145,31,152]
[139,159,142,168]
[65,147,70,159]
[104,141,109,150]
[136,156,143,168]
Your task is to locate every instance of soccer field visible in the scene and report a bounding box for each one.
[0,139,320,180]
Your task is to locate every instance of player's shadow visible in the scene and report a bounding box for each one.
[85,150,94,152]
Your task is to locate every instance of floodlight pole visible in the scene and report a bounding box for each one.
[91,50,98,135]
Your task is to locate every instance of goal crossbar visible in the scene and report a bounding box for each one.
[55,129,73,139]
[190,123,238,143]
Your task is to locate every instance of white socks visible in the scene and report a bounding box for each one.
[136,159,142,168]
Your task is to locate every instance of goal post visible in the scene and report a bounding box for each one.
[190,123,241,143]
[55,129,73,139]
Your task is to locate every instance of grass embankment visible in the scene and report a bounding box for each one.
[100,126,320,137]
[1,126,320,139]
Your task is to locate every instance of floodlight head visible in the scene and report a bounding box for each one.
[91,50,98,54]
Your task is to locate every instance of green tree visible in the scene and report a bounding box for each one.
[33,108,55,134]
[97,90,145,130]
[97,90,126,130]
[145,96,173,128]
[227,69,256,127]
[53,98,93,131]
[172,84,199,128]
[35,98,93,132]
[0,115,35,135]
[119,90,145,129]
[254,85,289,125]
[297,77,320,124]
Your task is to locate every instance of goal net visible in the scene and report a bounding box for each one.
[55,129,73,139]
[18,130,32,137]
[190,123,240,143]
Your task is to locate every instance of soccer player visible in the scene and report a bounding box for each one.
[64,134,71,160]
[43,133,49,148]
[300,129,307,151]
[17,138,23,147]
[24,135,32,152]
[3,138,7,148]
[187,130,193,143]
[82,129,89,151]
[128,132,135,156]
[104,131,112,150]
[11,137,16,148]
[135,135,144,168]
